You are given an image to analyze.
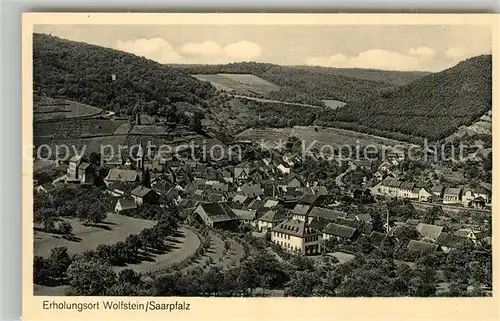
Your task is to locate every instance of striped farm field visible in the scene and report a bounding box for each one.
[192,73,280,95]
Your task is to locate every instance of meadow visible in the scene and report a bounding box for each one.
[193,73,280,95]
[34,98,103,121]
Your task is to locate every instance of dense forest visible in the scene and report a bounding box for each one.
[333,55,492,141]
[33,34,216,114]
[177,62,422,103]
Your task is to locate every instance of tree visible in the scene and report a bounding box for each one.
[284,271,321,297]
[372,213,385,233]
[422,206,443,224]
[66,257,117,296]
[33,256,51,285]
[117,269,142,285]
[57,221,73,236]
[189,111,204,133]
[47,246,72,278]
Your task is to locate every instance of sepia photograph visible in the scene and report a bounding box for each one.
[22,14,498,320]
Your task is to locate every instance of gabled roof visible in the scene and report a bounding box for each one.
[264,199,279,208]
[399,182,415,190]
[309,207,346,221]
[312,185,329,195]
[108,181,129,192]
[299,193,321,205]
[116,198,137,210]
[308,217,331,230]
[233,194,249,204]
[356,213,372,223]
[291,204,312,215]
[369,231,387,246]
[258,208,288,223]
[435,232,471,248]
[415,223,443,239]
[105,168,138,182]
[207,192,225,203]
[272,218,306,238]
[431,185,444,193]
[231,209,256,221]
[240,184,264,197]
[131,186,156,198]
[324,223,357,239]
[406,219,420,227]
[248,198,264,210]
[444,187,462,196]
[407,240,438,252]
[198,203,237,222]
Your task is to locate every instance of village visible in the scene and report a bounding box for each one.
[35,129,492,261]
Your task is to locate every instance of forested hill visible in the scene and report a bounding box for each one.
[333,55,492,141]
[174,62,428,103]
[33,33,216,114]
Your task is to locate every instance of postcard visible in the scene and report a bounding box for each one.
[22,13,499,321]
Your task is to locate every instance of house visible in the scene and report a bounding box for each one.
[107,181,129,197]
[151,177,173,195]
[239,183,264,198]
[278,195,299,209]
[131,186,159,205]
[443,187,462,204]
[232,194,250,206]
[435,232,472,253]
[291,204,313,220]
[369,231,387,247]
[221,169,233,183]
[374,171,385,181]
[323,223,360,242]
[415,223,444,241]
[455,229,488,244]
[247,198,265,211]
[104,168,139,187]
[418,188,433,202]
[66,155,93,184]
[462,186,490,207]
[405,219,420,228]
[193,203,239,229]
[398,182,415,198]
[271,218,322,255]
[407,240,438,253]
[234,165,251,183]
[161,188,181,206]
[287,177,303,188]
[231,209,257,225]
[431,185,444,199]
[207,192,227,203]
[309,207,346,222]
[277,164,291,174]
[115,198,137,213]
[256,208,288,232]
[355,213,372,223]
[37,183,56,194]
[299,193,324,206]
[311,185,329,196]
[263,199,280,208]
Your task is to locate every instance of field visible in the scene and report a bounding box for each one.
[34,213,155,257]
[322,99,346,110]
[192,73,280,95]
[236,127,292,143]
[237,126,406,148]
[34,119,127,138]
[34,98,102,122]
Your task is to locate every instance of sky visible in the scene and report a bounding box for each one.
[34,24,492,72]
